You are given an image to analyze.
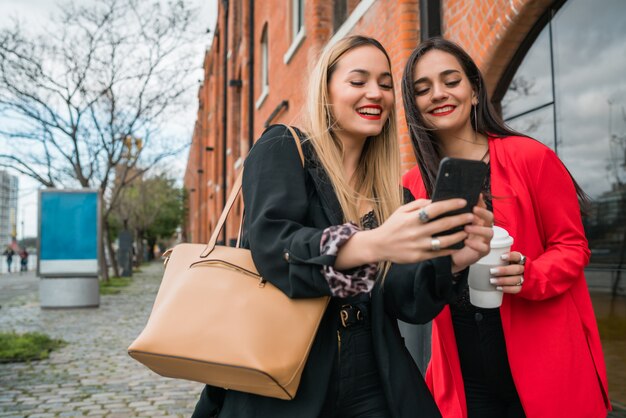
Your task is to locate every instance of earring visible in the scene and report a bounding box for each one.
[473,104,478,133]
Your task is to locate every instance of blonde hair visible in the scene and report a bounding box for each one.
[304,36,403,274]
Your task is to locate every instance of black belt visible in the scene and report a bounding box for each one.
[339,303,368,328]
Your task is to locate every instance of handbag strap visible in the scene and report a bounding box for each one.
[201,125,304,257]
[235,125,303,248]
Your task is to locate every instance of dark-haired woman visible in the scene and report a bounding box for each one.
[401,38,609,418]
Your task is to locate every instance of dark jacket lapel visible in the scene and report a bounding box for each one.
[309,167,343,225]
[294,132,344,226]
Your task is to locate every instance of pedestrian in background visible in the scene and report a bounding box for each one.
[401,37,609,418]
[192,35,494,418]
[20,248,29,273]
[2,246,15,273]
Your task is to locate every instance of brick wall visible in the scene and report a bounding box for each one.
[184,0,551,243]
[442,0,553,94]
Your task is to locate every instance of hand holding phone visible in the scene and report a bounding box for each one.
[430,157,488,249]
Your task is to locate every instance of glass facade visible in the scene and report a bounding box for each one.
[500,0,626,406]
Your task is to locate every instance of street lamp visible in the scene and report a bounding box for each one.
[10,207,16,243]
[19,201,38,242]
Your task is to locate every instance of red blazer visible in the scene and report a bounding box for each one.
[403,136,610,418]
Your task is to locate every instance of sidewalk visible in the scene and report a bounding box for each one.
[0,262,203,417]
[1,265,624,417]
[0,270,38,308]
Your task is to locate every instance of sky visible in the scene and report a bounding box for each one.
[0,0,218,239]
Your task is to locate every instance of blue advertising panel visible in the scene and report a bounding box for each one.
[38,190,100,277]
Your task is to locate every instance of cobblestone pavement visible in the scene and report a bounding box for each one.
[0,263,203,417]
[0,271,39,308]
[2,266,625,418]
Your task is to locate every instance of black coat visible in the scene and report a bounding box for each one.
[193,125,463,418]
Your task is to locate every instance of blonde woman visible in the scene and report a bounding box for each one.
[192,36,493,418]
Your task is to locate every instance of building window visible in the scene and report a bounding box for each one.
[500,23,556,150]
[498,0,626,406]
[261,27,268,90]
[292,0,304,39]
[333,0,347,32]
[255,25,269,109]
[327,0,374,48]
[499,0,626,270]
[333,0,361,33]
[284,0,306,64]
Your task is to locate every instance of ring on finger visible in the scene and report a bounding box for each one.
[430,237,441,251]
[515,277,524,286]
[518,254,526,265]
[418,208,430,223]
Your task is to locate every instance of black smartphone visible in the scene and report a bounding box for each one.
[430,157,488,249]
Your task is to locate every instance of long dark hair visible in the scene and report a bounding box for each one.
[401,37,589,210]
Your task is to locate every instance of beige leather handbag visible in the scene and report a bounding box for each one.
[128,126,329,400]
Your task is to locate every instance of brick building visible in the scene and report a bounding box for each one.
[184,0,558,244]
[184,0,626,405]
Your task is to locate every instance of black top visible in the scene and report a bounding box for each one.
[451,164,494,313]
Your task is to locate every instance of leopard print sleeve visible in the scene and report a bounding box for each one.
[319,222,377,297]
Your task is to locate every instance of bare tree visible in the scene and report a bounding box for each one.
[0,0,204,279]
[501,75,542,135]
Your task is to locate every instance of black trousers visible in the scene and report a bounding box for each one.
[192,302,391,418]
[318,302,391,418]
[451,308,526,418]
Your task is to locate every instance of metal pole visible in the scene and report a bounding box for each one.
[548,11,558,153]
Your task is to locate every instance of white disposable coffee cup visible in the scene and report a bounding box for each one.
[468,226,514,308]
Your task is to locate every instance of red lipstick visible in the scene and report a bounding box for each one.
[356,105,383,120]
[429,105,456,117]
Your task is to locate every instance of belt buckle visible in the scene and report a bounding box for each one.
[340,304,363,328]
[340,307,350,327]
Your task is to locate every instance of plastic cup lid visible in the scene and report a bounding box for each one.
[491,226,514,248]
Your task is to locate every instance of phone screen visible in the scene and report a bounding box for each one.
[430,157,488,249]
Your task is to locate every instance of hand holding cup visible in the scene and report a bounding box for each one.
[488,251,526,295]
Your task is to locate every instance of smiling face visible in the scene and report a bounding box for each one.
[412,49,477,138]
[327,45,395,145]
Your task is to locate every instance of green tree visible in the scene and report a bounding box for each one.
[111,172,183,265]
